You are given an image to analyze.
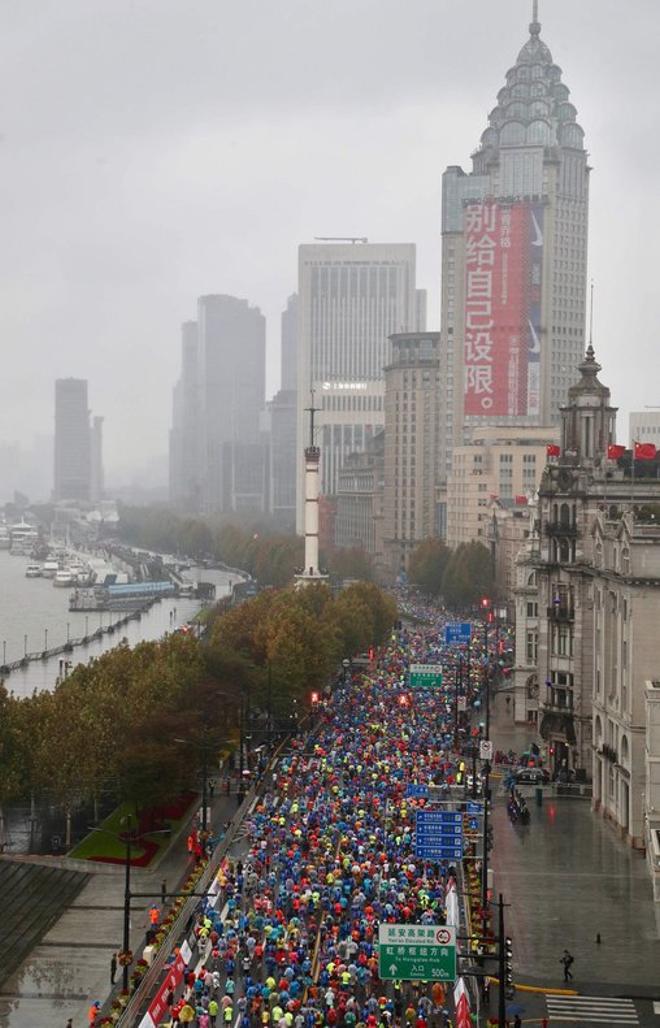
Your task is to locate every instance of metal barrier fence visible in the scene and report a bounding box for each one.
[114,725,301,1028]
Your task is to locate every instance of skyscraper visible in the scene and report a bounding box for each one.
[281,293,298,392]
[53,378,91,502]
[383,332,442,575]
[296,242,418,531]
[90,415,104,502]
[197,295,266,512]
[441,3,589,469]
[169,321,201,510]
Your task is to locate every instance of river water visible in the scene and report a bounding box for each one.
[0,551,233,696]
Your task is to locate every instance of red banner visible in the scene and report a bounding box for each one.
[464,201,543,417]
[146,949,187,1025]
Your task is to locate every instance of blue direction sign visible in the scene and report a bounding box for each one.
[415,810,464,860]
[466,801,484,814]
[406,783,430,799]
[444,622,472,646]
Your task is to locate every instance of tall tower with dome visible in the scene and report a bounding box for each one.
[438,1,590,495]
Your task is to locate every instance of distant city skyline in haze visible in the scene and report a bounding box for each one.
[1,0,658,482]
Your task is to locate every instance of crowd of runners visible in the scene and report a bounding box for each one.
[154,597,503,1028]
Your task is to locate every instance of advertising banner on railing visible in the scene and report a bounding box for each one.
[139,939,192,1028]
[464,200,544,418]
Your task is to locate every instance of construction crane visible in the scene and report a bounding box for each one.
[314,236,368,244]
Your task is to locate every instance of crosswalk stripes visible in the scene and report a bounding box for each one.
[545,994,639,1024]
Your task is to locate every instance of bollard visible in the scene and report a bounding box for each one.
[536,786,543,807]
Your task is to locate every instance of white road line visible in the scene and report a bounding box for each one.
[546,994,639,1025]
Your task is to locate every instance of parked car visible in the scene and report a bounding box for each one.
[514,766,549,784]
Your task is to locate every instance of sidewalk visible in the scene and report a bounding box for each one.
[487,689,660,994]
[0,782,241,1028]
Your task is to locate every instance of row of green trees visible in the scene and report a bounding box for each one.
[209,580,396,709]
[117,506,375,586]
[407,538,495,608]
[0,581,397,828]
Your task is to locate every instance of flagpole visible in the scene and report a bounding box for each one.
[631,443,636,513]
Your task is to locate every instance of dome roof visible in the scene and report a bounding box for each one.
[474,6,585,155]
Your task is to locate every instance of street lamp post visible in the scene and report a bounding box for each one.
[122,817,133,992]
[342,658,350,684]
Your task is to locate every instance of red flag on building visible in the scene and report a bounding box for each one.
[607,444,626,460]
[546,444,560,458]
[515,495,528,505]
[634,442,657,460]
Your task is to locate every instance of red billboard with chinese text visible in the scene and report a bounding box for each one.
[463,201,543,417]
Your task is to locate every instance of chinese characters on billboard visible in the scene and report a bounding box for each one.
[463,201,544,417]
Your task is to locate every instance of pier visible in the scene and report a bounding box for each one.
[0,607,148,678]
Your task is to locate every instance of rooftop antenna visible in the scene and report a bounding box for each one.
[531,0,540,33]
[589,280,594,346]
[314,236,368,244]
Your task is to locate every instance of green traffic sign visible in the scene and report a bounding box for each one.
[378,923,456,982]
[408,663,443,689]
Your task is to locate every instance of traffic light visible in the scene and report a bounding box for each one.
[504,936,514,999]
[480,596,491,609]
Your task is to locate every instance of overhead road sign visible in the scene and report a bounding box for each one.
[415,810,463,860]
[378,923,457,983]
[444,623,472,645]
[409,663,443,688]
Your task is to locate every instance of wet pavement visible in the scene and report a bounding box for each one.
[0,791,238,1027]
[489,690,660,991]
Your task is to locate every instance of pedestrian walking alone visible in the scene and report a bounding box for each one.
[560,949,574,981]
[110,952,117,985]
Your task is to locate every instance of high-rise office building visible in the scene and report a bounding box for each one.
[90,416,104,503]
[197,295,266,512]
[53,378,91,502]
[169,321,201,510]
[268,388,297,528]
[296,242,418,531]
[281,294,298,392]
[441,5,589,475]
[383,332,442,575]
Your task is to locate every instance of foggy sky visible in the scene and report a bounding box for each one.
[1,0,658,484]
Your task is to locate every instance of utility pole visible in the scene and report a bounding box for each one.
[453,655,462,749]
[498,894,506,1027]
[480,598,492,933]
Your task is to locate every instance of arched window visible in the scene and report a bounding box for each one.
[560,502,570,526]
[559,539,570,563]
[621,735,629,766]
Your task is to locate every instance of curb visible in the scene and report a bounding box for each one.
[487,975,578,996]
